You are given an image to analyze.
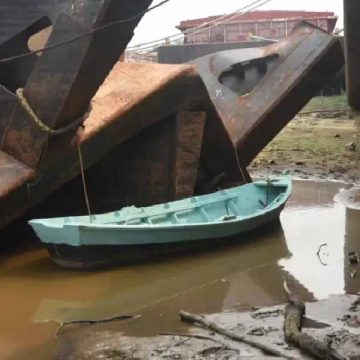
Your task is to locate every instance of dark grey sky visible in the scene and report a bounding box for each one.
[130,0,343,47]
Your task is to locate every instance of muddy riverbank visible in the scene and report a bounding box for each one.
[249,115,360,184]
[1,180,359,359]
[37,294,359,360]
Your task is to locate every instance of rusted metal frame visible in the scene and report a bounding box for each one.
[0,67,208,229]
[1,0,153,169]
[237,28,344,165]
[344,0,360,109]
[194,25,314,146]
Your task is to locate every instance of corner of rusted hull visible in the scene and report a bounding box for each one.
[194,21,344,168]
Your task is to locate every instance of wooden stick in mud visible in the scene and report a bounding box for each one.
[55,314,138,337]
[179,310,297,359]
[160,332,238,351]
[283,281,346,360]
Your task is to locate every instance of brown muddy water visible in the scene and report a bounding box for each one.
[0,180,359,359]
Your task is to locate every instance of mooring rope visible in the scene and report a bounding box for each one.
[77,142,92,217]
[16,88,57,134]
[15,88,92,216]
[234,149,249,184]
[16,88,85,135]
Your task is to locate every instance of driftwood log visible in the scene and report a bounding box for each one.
[179,310,297,359]
[283,281,346,360]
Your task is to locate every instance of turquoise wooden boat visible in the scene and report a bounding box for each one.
[29,174,292,269]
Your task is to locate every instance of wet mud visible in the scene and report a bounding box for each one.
[46,295,360,360]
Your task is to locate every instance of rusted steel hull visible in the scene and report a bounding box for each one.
[194,22,344,168]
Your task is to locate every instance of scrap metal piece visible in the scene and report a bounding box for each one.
[194,21,344,168]
[173,111,206,199]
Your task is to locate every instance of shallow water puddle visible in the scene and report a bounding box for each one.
[0,180,359,359]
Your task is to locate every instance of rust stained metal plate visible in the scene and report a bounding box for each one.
[173,111,206,200]
[194,21,344,167]
[82,111,206,210]
[2,0,152,169]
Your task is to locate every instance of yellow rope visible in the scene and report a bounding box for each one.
[16,88,58,134]
[16,88,92,216]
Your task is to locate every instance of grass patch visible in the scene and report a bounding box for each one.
[251,117,360,182]
[302,95,349,112]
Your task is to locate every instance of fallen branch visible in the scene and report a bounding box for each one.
[283,281,346,360]
[160,332,238,351]
[55,314,138,337]
[179,310,296,359]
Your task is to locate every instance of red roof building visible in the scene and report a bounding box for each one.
[177,10,338,44]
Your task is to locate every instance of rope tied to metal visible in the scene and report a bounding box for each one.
[16,88,57,134]
[16,88,92,217]
[16,88,85,135]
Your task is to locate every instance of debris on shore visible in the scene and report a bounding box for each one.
[52,294,359,360]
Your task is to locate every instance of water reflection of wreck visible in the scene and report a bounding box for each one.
[0,1,344,235]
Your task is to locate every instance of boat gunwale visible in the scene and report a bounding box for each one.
[29,176,292,231]
[75,177,292,231]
